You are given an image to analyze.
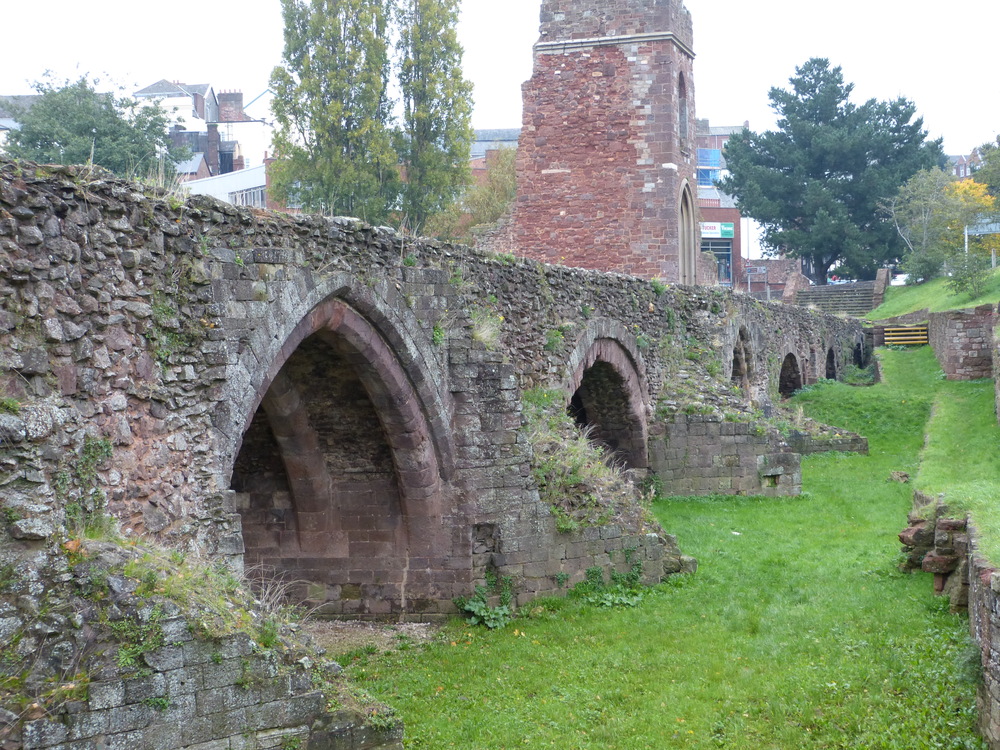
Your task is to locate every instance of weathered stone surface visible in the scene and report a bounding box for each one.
[0,156,868,750]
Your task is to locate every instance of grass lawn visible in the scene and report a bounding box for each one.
[917,376,1000,563]
[343,348,984,749]
[867,267,1000,320]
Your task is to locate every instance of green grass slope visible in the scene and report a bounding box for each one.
[342,348,984,749]
[867,267,1000,320]
[917,377,1000,562]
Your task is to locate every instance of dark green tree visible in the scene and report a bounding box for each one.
[396,0,474,231]
[269,0,400,221]
[719,59,942,284]
[3,75,180,178]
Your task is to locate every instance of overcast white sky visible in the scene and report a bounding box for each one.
[1,0,997,156]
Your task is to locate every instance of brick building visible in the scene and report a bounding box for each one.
[696,120,745,287]
[509,0,700,283]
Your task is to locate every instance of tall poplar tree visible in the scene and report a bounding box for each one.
[396,0,474,230]
[269,0,400,221]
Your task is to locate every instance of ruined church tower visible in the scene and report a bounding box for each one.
[511,0,699,282]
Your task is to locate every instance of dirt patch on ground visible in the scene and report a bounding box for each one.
[301,619,442,659]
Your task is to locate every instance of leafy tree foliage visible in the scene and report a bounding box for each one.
[424,147,517,244]
[944,180,1000,297]
[888,170,999,292]
[3,75,180,178]
[719,59,942,284]
[270,0,400,221]
[269,0,474,225]
[396,0,473,230]
[972,135,1000,199]
[885,167,957,282]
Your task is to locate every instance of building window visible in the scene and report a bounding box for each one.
[230,186,267,208]
[697,148,721,168]
[702,239,732,284]
[697,168,720,187]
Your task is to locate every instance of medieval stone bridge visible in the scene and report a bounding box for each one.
[0,161,866,617]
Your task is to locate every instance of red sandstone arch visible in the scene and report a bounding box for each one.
[778,353,803,398]
[564,327,649,469]
[678,182,697,285]
[231,295,449,615]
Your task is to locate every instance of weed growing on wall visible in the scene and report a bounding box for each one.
[469,306,504,350]
[60,434,117,539]
[543,328,564,352]
[521,389,643,532]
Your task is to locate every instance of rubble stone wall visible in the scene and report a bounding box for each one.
[0,161,866,750]
[0,160,864,615]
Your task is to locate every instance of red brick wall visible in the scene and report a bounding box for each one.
[511,0,698,281]
[928,304,996,380]
[218,91,247,123]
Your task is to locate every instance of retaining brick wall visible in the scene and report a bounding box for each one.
[927,304,997,380]
[899,496,1000,749]
[994,318,1000,424]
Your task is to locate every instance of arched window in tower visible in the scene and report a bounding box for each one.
[678,183,697,284]
[678,73,689,144]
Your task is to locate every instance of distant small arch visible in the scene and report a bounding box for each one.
[778,353,802,398]
[731,326,753,394]
[825,347,837,379]
[853,341,866,368]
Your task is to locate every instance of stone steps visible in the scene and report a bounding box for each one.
[796,282,877,317]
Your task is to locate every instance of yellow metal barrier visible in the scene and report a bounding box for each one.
[883,325,928,345]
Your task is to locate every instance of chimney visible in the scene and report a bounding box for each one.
[207,123,220,176]
[218,91,247,122]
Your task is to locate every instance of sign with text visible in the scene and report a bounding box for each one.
[700,222,734,239]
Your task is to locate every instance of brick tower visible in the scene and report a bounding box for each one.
[511,0,699,282]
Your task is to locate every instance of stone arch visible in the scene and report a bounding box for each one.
[731,325,753,395]
[854,340,866,368]
[778,353,803,398]
[825,347,837,379]
[678,182,697,285]
[563,321,649,469]
[229,287,454,616]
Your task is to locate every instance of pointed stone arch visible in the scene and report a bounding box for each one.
[229,288,457,616]
[778,353,803,398]
[563,321,650,469]
[825,347,837,380]
[678,182,698,285]
[731,325,753,396]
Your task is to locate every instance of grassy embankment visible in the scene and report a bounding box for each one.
[916,374,1000,562]
[341,348,985,749]
[867,267,1000,320]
